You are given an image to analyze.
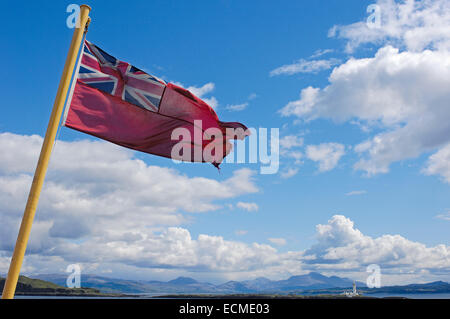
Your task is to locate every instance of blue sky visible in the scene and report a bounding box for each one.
[1,0,449,285]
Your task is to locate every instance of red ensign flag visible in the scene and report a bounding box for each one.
[64,40,249,167]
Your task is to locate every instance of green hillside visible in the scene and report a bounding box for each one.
[0,275,116,296]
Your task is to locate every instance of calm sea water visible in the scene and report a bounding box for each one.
[14,293,450,299]
[365,292,450,299]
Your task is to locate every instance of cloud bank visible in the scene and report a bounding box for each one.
[0,133,448,284]
[280,0,450,179]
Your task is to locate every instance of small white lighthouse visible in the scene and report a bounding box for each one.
[342,281,359,297]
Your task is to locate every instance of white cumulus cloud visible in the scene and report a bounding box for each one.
[236,202,259,212]
[306,143,345,172]
[268,238,287,246]
[281,47,450,176]
[280,0,450,180]
[0,132,258,254]
[305,215,450,275]
[270,58,340,76]
[329,0,450,52]
[280,167,299,179]
[422,143,450,183]
[226,103,248,112]
[345,190,367,196]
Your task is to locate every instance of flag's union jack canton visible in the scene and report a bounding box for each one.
[78,40,166,112]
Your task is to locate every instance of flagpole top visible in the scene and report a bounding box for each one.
[80,4,91,11]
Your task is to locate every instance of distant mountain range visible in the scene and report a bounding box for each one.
[34,272,367,294]
[4,272,449,297]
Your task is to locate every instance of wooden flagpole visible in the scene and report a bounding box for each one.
[1,4,91,299]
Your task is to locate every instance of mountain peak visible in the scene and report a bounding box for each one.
[286,272,326,281]
[308,272,327,279]
[168,277,198,285]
